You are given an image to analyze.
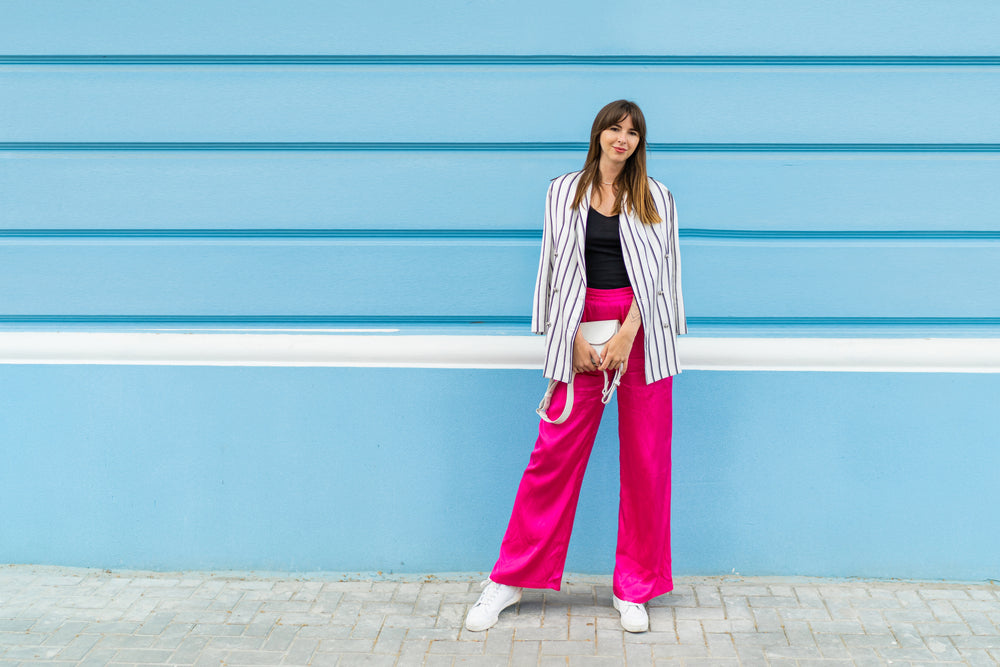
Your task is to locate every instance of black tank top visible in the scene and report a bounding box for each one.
[585,207,631,288]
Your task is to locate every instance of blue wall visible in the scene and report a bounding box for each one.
[2,1,1000,579]
[3,366,999,580]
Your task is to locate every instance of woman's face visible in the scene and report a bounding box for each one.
[599,114,640,166]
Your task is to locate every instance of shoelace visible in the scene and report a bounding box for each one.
[620,600,644,613]
[473,579,500,607]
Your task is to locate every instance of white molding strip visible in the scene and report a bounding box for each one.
[2,332,1000,372]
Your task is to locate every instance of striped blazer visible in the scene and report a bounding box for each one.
[531,170,687,384]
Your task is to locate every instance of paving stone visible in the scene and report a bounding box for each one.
[777,606,830,621]
[701,618,755,633]
[809,619,865,634]
[224,648,286,665]
[652,643,710,658]
[731,631,788,648]
[207,635,267,650]
[396,638,431,664]
[623,630,679,646]
[512,626,569,640]
[594,628,623,656]
[921,588,972,600]
[927,598,965,623]
[167,636,211,665]
[674,605,726,620]
[840,633,900,648]
[52,632,101,660]
[568,615,596,641]
[315,637,376,653]
[749,607,783,632]
[112,647,176,662]
[565,656,626,666]
[336,654,396,666]
[510,639,540,663]
[704,632,737,657]
[624,643,653,665]
[372,626,407,655]
[538,639,594,656]
[915,621,975,636]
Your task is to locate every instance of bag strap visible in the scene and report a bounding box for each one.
[537,366,623,423]
[536,377,574,424]
[601,368,623,405]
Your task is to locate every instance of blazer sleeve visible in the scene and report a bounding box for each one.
[530,181,556,335]
[667,188,688,335]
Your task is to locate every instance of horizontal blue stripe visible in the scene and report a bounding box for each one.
[3,229,999,241]
[3,242,997,318]
[4,142,1000,153]
[5,153,1000,233]
[3,55,1000,66]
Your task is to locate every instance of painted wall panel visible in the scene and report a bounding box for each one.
[3,1,999,55]
[0,241,538,317]
[2,365,998,579]
[2,240,999,321]
[681,241,1000,318]
[3,67,1000,142]
[4,153,1000,233]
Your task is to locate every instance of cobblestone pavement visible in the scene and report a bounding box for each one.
[2,566,1000,666]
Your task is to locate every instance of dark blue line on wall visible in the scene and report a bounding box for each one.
[3,142,1000,153]
[2,229,999,241]
[2,55,999,66]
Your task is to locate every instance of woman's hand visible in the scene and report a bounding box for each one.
[572,328,601,374]
[598,297,642,375]
[598,328,637,375]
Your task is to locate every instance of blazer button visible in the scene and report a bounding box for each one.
[657,290,664,295]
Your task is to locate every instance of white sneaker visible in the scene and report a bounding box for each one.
[464,579,522,631]
[613,594,649,632]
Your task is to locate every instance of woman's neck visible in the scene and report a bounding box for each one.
[598,158,624,184]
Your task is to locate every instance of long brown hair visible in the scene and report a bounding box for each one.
[571,100,661,224]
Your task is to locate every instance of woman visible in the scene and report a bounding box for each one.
[465,100,686,633]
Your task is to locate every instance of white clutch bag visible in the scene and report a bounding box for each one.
[536,319,623,424]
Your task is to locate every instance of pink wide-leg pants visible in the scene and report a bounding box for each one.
[491,286,674,603]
